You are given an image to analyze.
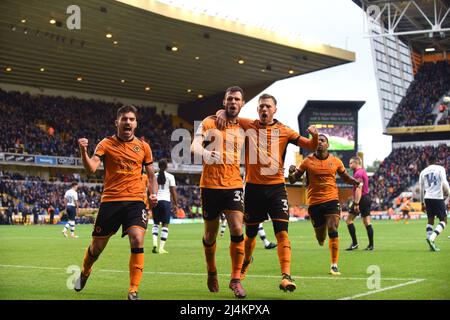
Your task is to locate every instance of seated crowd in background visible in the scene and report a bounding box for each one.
[387,61,450,127]
[0,89,177,160]
[369,144,449,211]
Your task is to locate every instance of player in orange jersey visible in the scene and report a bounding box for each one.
[191,86,247,299]
[289,134,361,275]
[216,93,318,291]
[75,105,158,300]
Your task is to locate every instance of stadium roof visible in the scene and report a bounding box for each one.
[353,0,450,53]
[0,0,355,105]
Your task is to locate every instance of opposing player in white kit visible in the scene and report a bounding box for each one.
[419,155,450,251]
[62,182,79,238]
[152,159,178,254]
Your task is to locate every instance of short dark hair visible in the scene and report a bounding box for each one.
[428,155,436,164]
[225,86,244,100]
[117,105,138,119]
[71,181,78,187]
[258,93,277,106]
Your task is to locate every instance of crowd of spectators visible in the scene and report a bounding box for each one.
[0,89,177,160]
[369,144,449,210]
[0,171,102,224]
[387,61,450,127]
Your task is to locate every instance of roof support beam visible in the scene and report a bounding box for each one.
[363,0,450,38]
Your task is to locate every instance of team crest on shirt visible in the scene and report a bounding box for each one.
[272,129,280,136]
[133,145,141,153]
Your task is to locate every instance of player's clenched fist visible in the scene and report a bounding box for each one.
[78,138,89,152]
[149,194,158,208]
[307,125,318,136]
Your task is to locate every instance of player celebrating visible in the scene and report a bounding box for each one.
[289,134,361,275]
[62,181,79,238]
[420,155,450,251]
[345,156,374,251]
[217,93,318,291]
[152,158,178,254]
[191,86,247,298]
[75,105,158,300]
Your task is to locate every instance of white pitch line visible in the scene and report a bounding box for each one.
[0,264,423,282]
[338,279,425,300]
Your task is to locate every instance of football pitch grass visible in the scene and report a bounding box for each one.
[0,219,449,300]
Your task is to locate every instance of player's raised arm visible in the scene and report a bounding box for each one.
[78,138,101,174]
[296,125,319,151]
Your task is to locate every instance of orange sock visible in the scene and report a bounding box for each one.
[244,236,257,262]
[230,235,245,280]
[275,231,291,275]
[203,239,217,274]
[81,246,98,276]
[329,237,339,265]
[129,248,144,293]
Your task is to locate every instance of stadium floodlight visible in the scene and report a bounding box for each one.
[425,48,435,52]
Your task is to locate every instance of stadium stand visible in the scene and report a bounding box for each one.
[369,144,449,211]
[0,89,177,160]
[0,170,203,224]
[387,61,450,127]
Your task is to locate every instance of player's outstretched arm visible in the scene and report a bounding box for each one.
[78,138,101,174]
[338,170,361,188]
[297,125,319,151]
[215,109,253,130]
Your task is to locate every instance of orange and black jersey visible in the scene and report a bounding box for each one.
[238,118,318,185]
[196,116,245,189]
[299,153,346,206]
[94,135,153,203]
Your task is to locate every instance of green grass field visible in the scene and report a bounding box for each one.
[0,219,449,300]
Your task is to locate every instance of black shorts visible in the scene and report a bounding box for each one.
[349,194,371,218]
[201,188,244,221]
[152,200,172,224]
[425,199,447,220]
[66,206,77,220]
[308,200,341,228]
[402,210,410,216]
[244,183,289,224]
[92,201,148,238]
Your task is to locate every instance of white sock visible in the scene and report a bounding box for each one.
[220,219,227,236]
[63,223,70,231]
[152,225,159,247]
[69,221,75,235]
[160,227,169,250]
[258,224,270,246]
[426,224,433,239]
[430,221,446,241]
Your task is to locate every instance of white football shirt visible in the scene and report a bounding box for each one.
[419,164,450,200]
[64,189,78,207]
[156,171,176,202]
